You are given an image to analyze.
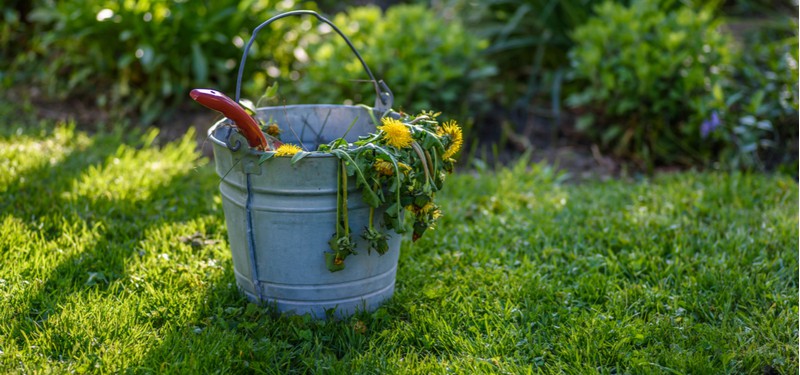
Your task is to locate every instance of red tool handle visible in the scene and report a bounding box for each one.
[190,89,269,150]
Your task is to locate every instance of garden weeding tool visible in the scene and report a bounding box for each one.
[190,88,281,151]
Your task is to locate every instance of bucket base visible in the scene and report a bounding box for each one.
[241,282,395,319]
[235,261,398,318]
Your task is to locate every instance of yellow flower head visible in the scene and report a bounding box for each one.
[274,144,302,157]
[420,202,436,214]
[378,117,413,149]
[374,159,411,176]
[438,120,463,160]
[374,159,395,176]
[265,123,281,137]
[406,201,436,216]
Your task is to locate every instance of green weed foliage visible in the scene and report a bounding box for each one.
[0,118,797,373]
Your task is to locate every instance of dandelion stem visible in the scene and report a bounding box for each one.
[409,115,429,125]
[369,182,379,231]
[369,206,375,231]
[411,141,431,189]
[342,160,349,237]
[336,160,342,238]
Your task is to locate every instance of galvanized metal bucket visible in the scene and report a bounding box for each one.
[208,11,400,318]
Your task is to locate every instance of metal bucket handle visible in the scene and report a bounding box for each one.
[234,10,394,114]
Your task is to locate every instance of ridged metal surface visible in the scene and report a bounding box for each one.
[210,105,401,318]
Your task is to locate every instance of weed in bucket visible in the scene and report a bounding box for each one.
[314,111,462,270]
[192,10,463,318]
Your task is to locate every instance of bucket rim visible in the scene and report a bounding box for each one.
[207,103,381,158]
[208,122,339,158]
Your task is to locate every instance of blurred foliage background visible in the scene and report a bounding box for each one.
[1,0,797,173]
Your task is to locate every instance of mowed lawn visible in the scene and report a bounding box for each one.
[0,122,797,374]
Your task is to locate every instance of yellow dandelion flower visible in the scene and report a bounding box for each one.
[438,120,463,159]
[265,123,281,137]
[374,159,412,176]
[406,201,436,215]
[374,159,395,176]
[420,110,442,119]
[378,117,413,149]
[274,144,302,157]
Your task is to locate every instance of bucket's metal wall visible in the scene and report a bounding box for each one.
[211,105,402,318]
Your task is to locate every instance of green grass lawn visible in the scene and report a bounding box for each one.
[0,121,797,374]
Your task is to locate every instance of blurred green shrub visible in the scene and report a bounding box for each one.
[567,0,733,169]
[473,0,600,104]
[1,1,34,86]
[721,0,797,16]
[265,4,495,116]
[715,19,798,170]
[430,0,622,113]
[14,1,491,125]
[18,0,315,123]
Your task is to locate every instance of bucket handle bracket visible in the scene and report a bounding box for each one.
[221,125,263,175]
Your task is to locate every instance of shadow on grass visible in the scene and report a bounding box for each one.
[2,127,397,372]
[131,271,395,373]
[129,240,397,373]
[0,129,215,362]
